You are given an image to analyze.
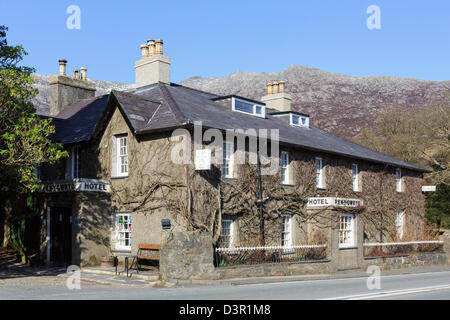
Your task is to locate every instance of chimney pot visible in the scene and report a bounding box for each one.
[59,59,67,76]
[261,79,291,112]
[272,81,279,94]
[135,38,170,87]
[80,67,87,80]
[140,44,149,58]
[148,39,156,56]
[73,69,80,79]
[155,39,163,55]
[278,80,285,93]
[267,82,273,95]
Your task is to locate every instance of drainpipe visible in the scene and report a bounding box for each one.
[257,148,265,246]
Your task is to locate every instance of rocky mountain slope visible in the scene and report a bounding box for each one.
[180,65,449,137]
[32,65,449,137]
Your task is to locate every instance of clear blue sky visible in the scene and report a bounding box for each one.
[1,0,449,83]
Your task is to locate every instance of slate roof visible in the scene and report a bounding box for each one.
[48,95,109,145]
[45,82,431,172]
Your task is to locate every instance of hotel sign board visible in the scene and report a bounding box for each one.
[40,179,111,193]
[307,197,363,208]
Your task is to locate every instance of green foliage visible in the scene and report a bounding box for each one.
[9,193,40,260]
[353,94,450,230]
[0,25,67,193]
[425,184,450,230]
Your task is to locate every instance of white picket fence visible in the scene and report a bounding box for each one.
[216,244,327,253]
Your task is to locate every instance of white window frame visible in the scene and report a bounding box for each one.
[290,114,309,128]
[281,214,293,248]
[396,209,404,239]
[315,157,324,189]
[220,219,234,248]
[352,163,359,192]
[115,213,132,251]
[71,146,80,179]
[231,97,265,118]
[396,168,402,192]
[116,135,129,177]
[339,213,355,248]
[222,141,234,178]
[281,151,290,185]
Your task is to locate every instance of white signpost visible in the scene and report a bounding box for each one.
[195,149,212,171]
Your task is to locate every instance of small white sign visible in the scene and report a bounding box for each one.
[307,197,363,208]
[195,149,211,170]
[422,186,436,192]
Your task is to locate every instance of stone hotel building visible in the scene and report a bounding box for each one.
[35,39,430,269]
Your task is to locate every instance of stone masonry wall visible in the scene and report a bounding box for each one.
[160,231,448,281]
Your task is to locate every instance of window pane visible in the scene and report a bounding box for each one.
[234,100,254,114]
[339,214,354,246]
[116,214,132,249]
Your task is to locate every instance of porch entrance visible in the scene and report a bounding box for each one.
[49,207,72,266]
[336,212,360,271]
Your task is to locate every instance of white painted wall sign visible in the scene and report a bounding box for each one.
[307,197,363,208]
[40,179,111,193]
[195,149,211,170]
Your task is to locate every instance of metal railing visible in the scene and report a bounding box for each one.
[363,240,444,257]
[215,244,327,267]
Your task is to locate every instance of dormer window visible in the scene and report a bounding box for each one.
[232,97,265,118]
[291,114,309,128]
[271,111,310,128]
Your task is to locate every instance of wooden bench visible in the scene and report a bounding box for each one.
[135,244,160,270]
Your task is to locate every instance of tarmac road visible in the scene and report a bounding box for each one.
[0,266,449,300]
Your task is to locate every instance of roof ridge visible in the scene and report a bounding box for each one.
[158,83,187,125]
[111,89,162,105]
[171,82,220,97]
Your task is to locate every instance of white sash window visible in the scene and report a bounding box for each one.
[66,145,80,179]
[222,141,234,178]
[281,214,292,248]
[396,168,402,192]
[396,209,404,239]
[220,219,234,248]
[281,152,290,184]
[315,157,324,189]
[339,213,355,248]
[352,164,359,192]
[112,135,129,177]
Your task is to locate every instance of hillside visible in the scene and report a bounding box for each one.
[32,66,449,137]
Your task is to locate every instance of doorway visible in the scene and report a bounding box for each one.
[49,207,72,266]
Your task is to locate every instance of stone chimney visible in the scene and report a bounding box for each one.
[49,60,96,116]
[134,38,171,88]
[261,80,292,112]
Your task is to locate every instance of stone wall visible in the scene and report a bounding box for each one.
[441,230,450,263]
[215,260,332,279]
[160,231,215,281]
[160,231,448,282]
[362,252,447,270]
